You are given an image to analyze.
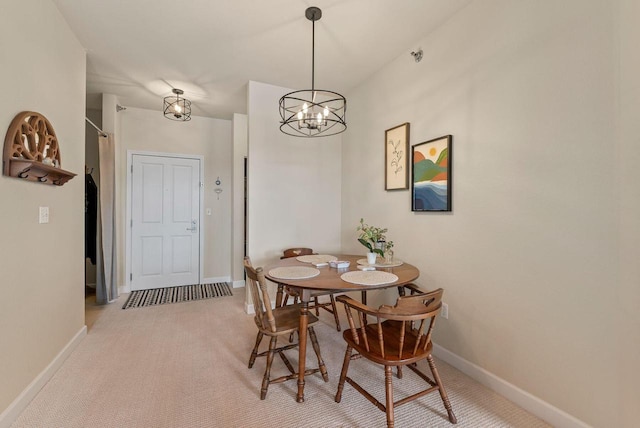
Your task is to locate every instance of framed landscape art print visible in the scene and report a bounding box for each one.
[385,123,410,190]
[411,135,452,211]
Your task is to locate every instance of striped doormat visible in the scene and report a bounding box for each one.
[122,283,232,309]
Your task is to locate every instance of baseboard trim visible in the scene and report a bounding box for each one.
[232,280,245,289]
[0,325,87,428]
[432,344,589,428]
[203,276,231,284]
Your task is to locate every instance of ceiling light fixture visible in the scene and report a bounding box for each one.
[163,88,192,121]
[279,6,346,137]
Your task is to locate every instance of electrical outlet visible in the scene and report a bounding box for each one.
[39,206,49,224]
[441,302,449,319]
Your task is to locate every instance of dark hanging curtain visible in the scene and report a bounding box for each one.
[85,173,97,264]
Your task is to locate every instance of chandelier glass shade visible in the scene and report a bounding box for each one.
[279,7,346,137]
[163,88,192,121]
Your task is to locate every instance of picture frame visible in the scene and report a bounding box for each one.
[411,135,452,211]
[385,123,410,190]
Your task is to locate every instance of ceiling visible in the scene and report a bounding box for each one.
[52,0,472,120]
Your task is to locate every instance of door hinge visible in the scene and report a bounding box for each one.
[131,164,133,173]
[130,273,132,281]
[130,219,133,228]
[199,181,204,188]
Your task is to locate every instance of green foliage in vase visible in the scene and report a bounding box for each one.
[357,218,388,257]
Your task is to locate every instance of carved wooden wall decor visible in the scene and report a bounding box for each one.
[3,111,76,186]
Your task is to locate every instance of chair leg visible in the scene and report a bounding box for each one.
[385,365,395,428]
[313,297,320,315]
[282,289,294,306]
[248,331,263,369]
[260,336,278,400]
[329,294,341,331]
[360,291,368,327]
[427,355,457,424]
[335,345,353,403]
[308,326,329,382]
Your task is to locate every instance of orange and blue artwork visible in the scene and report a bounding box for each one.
[411,135,452,211]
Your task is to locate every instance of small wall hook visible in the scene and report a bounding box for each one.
[215,176,221,186]
[411,49,423,63]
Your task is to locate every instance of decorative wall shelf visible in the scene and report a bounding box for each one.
[5,158,76,185]
[3,111,76,186]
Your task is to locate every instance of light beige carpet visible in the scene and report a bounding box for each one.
[12,291,551,428]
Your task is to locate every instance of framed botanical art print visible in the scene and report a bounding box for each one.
[385,123,410,190]
[411,135,452,211]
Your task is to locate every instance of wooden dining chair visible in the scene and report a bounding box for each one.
[277,247,315,307]
[244,257,329,399]
[281,247,314,258]
[277,247,342,331]
[334,287,457,427]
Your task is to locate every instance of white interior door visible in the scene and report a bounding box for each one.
[130,154,201,291]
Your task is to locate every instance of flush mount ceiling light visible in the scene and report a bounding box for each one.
[163,88,192,121]
[279,6,346,138]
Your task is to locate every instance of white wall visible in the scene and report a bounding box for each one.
[341,1,636,426]
[246,80,342,286]
[0,0,86,420]
[615,0,640,425]
[119,107,233,285]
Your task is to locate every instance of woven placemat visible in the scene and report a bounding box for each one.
[296,254,338,263]
[340,270,399,286]
[268,266,320,280]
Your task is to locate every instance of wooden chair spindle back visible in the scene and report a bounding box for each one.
[338,288,444,359]
[243,257,277,333]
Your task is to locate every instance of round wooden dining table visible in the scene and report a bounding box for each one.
[264,254,420,403]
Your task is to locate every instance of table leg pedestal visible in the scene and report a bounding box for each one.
[297,292,310,403]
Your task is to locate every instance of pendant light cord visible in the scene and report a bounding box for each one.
[311,18,315,92]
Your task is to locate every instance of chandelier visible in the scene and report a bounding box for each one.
[279,7,346,137]
[163,88,192,121]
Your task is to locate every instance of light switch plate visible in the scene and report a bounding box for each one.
[39,206,49,224]
[441,302,449,319]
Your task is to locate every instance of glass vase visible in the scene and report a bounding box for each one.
[385,249,394,264]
